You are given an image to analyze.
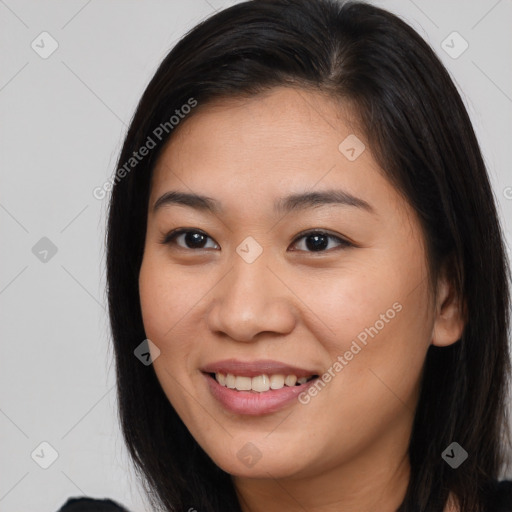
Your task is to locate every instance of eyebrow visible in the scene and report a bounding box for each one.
[152,189,375,215]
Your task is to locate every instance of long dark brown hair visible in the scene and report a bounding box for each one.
[105,1,511,510]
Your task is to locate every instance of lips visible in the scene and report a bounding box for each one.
[200,358,318,379]
[202,371,319,415]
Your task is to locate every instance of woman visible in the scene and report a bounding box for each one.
[60,0,512,510]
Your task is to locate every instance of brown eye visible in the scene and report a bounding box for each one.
[160,229,219,250]
[290,230,352,253]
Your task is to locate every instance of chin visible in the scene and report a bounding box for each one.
[202,442,309,480]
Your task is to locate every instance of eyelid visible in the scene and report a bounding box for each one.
[290,229,353,251]
[159,228,219,249]
[159,227,354,252]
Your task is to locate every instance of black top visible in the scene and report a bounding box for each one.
[489,480,512,512]
[56,497,130,511]
[57,480,512,511]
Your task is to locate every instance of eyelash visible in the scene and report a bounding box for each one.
[159,228,353,253]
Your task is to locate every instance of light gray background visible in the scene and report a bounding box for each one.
[1,1,511,511]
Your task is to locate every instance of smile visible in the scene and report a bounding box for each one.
[211,372,318,392]
[202,371,320,415]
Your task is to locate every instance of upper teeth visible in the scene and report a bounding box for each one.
[215,373,313,392]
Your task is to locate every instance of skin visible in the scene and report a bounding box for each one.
[138,86,465,512]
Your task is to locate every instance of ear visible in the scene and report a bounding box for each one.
[431,260,466,347]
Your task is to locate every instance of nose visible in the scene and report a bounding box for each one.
[206,255,297,342]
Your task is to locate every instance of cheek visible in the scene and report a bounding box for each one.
[299,264,407,350]
[139,253,201,338]
[301,254,432,402]
[294,274,430,467]
[138,254,200,367]
[138,255,203,415]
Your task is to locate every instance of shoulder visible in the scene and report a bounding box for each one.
[488,480,512,512]
[56,497,132,512]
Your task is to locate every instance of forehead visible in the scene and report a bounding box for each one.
[153,88,361,176]
[149,86,405,221]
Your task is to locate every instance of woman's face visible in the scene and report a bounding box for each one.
[138,86,439,481]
